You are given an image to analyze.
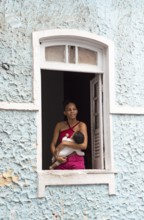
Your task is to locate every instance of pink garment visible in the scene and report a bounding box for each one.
[55,154,85,170]
[59,121,80,141]
[55,121,85,170]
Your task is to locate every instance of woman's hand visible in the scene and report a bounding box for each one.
[55,155,67,163]
[54,143,67,163]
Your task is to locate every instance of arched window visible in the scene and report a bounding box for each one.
[33,29,115,197]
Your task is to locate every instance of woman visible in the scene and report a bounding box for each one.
[50,101,88,169]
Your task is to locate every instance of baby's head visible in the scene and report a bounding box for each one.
[72,131,84,144]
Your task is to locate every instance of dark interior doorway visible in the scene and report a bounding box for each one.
[41,69,95,169]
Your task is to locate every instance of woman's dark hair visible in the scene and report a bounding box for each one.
[72,131,84,144]
[63,100,77,110]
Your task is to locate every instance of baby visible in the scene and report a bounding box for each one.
[49,131,85,170]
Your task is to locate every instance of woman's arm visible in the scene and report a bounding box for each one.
[50,122,67,163]
[50,122,60,155]
[56,122,88,152]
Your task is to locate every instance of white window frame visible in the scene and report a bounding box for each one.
[32,29,116,197]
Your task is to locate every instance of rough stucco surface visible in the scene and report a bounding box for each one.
[0,0,144,105]
[0,0,144,219]
[1,114,144,220]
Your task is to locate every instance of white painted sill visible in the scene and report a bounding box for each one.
[38,169,116,197]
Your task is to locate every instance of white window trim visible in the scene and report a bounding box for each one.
[0,102,144,114]
[38,170,116,197]
[32,29,116,197]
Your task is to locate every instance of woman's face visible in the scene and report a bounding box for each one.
[64,103,78,120]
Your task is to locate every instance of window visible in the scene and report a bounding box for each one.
[33,29,115,197]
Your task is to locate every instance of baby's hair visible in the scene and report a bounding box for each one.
[72,131,84,144]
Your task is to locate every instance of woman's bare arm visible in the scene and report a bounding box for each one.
[50,122,60,155]
[50,122,67,163]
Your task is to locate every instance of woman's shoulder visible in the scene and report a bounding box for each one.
[79,121,87,128]
[79,121,86,125]
[56,121,67,129]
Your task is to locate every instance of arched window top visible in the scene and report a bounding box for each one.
[37,29,113,48]
[34,29,114,73]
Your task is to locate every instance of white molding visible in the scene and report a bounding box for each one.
[0,102,39,111]
[40,62,104,73]
[0,102,143,115]
[110,106,144,115]
[38,170,116,197]
[33,29,114,47]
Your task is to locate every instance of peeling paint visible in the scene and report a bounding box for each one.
[0,170,19,186]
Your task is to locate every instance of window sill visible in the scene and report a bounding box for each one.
[38,169,116,197]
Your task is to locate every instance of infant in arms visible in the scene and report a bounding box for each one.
[49,131,85,170]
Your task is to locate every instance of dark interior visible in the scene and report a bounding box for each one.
[41,69,95,169]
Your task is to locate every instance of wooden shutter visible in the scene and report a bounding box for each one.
[90,74,104,169]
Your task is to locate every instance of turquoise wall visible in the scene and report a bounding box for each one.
[0,0,144,219]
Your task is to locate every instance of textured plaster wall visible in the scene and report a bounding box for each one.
[0,0,144,219]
